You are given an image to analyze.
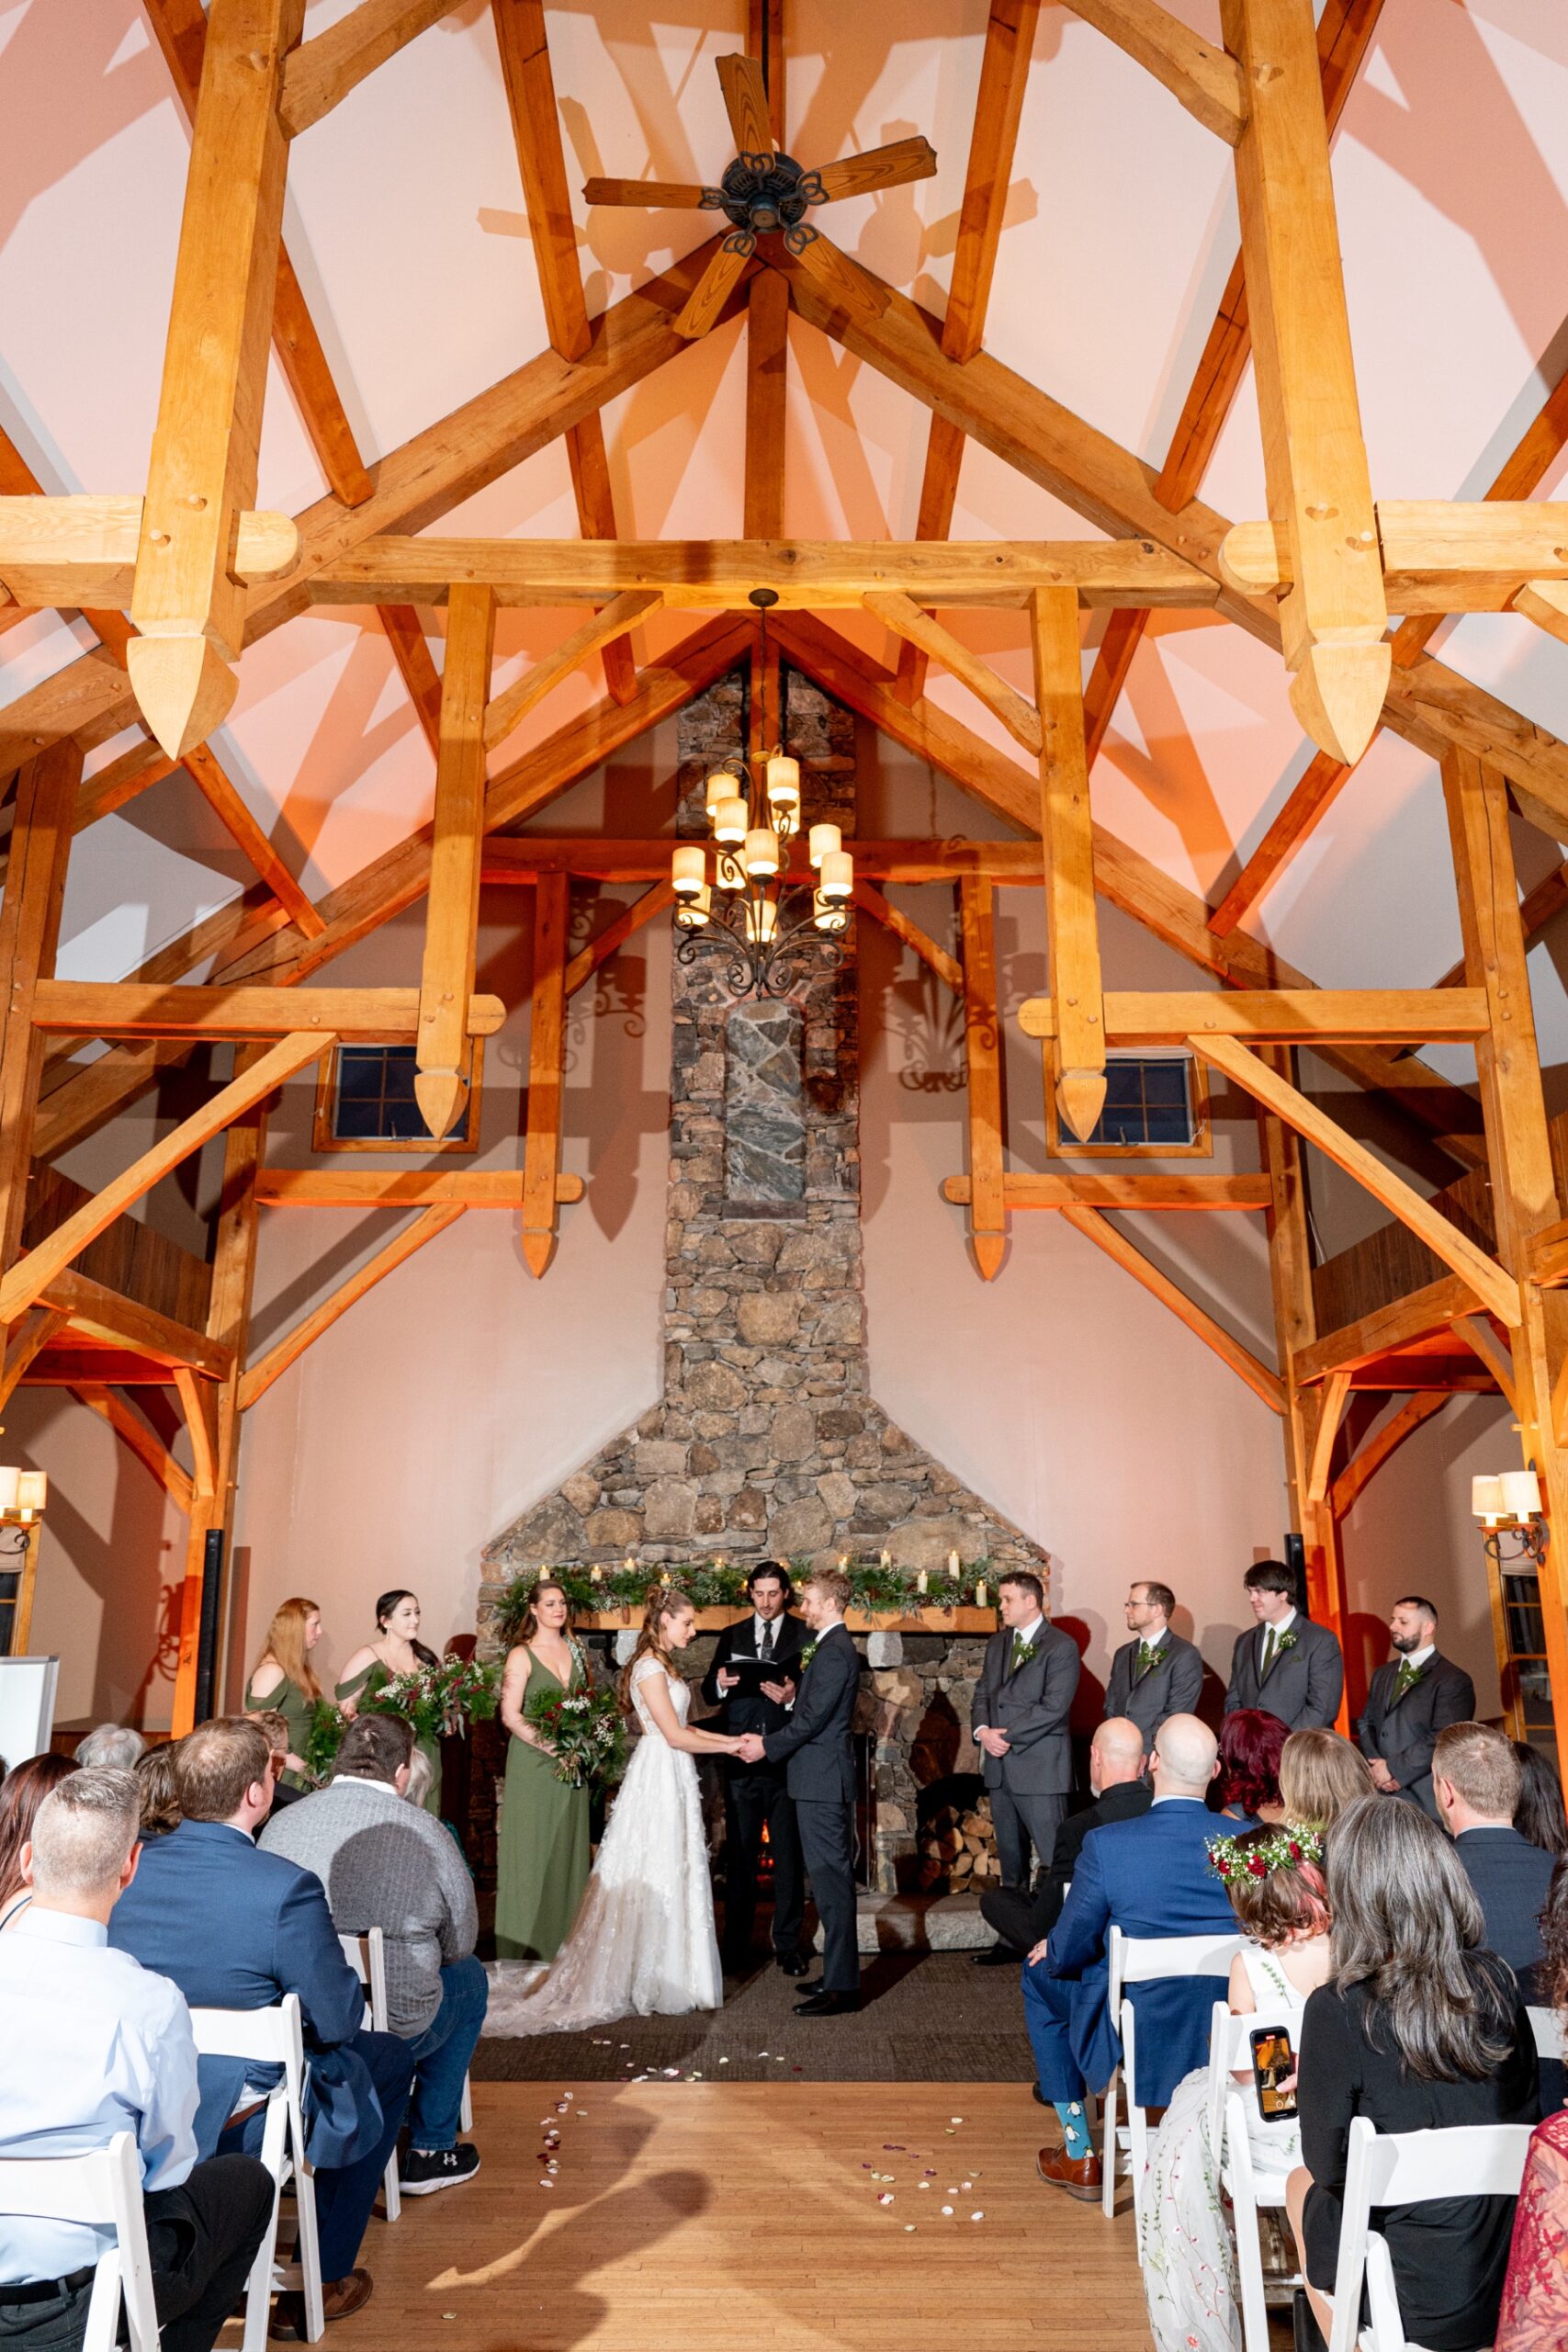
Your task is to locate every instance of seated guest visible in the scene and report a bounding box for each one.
[1225,1562,1343,1732]
[1286,1795,1539,2352]
[1356,1596,1475,1815]
[253,1708,307,1814]
[134,1743,182,1839]
[107,1717,413,2336]
[1433,1723,1555,1988]
[979,1716,1149,1963]
[1142,1822,1333,2352]
[1213,1707,1289,1830]
[73,1724,146,1772]
[1278,1725,1374,1831]
[260,1713,485,2196]
[1103,1582,1203,1745]
[0,1769,272,2352]
[1029,1714,1238,2200]
[1495,1864,1568,2352]
[1513,1742,1568,1861]
[0,1754,78,1928]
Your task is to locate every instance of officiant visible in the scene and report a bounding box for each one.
[702,1562,810,1976]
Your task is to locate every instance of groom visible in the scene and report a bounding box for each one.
[738,1563,861,2017]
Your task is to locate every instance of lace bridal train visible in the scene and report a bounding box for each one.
[485,1653,724,2034]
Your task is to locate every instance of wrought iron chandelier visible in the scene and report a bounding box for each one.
[670,593,854,997]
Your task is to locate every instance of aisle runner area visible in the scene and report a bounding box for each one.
[368,2081,1153,2350]
[475,1951,1033,2084]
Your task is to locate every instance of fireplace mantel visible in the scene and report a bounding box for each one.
[574,1606,998,1634]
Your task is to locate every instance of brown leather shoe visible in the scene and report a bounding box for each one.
[1035,2144,1102,2200]
[269,2271,374,2338]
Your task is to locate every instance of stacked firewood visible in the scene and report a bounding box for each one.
[917,1798,999,1891]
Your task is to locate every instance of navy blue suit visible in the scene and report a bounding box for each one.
[1024,1797,1237,2108]
[1454,1825,1556,1992]
[108,1816,413,2281]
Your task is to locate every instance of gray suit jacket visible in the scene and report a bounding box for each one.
[260,1773,478,2037]
[1356,1651,1476,1815]
[761,1621,858,1804]
[1103,1632,1203,1743]
[973,1621,1079,1797]
[1224,1615,1343,1731]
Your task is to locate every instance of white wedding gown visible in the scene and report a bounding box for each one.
[484,1656,724,2034]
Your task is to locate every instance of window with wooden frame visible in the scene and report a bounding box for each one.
[313,1041,483,1154]
[1044,1049,1210,1158]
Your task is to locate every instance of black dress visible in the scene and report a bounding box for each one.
[1300,1967,1540,2351]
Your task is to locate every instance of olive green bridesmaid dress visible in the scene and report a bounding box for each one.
[243,1672,314,1789]
[493,1647,591,1962]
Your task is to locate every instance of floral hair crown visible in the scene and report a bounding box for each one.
[1207,1822,1325,1883]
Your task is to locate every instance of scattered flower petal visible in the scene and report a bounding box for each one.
[941,2205,953,2216]
[877,2192,894,2206]
[970,2212,985,2222]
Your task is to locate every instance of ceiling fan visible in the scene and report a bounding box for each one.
[583,52,935,341]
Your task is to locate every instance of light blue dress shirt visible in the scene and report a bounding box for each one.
[0,1908,198,2284]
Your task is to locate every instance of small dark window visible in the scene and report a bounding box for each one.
[313,1043,479,1153]
[1049,1051,1206,1156]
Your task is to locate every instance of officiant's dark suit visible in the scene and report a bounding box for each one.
[1224,1614,1343,1731]
[1103,1629,1203,1745]
[973,1614,1079,1886]
[702,1602,808,1964]
[761,1617,861,1998]
[1357,1650,1475,1815]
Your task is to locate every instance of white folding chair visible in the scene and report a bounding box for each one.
[1321,2114,1534,2352]
[1529,2003,1566,2062]
[1218,2070,1304,2351]
[0,2132,160,2352]
[338,1931,400,2223]
[1104,1925,1242,2221]
[188,1995,323,2352]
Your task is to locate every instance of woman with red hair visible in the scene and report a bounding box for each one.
[1214,1706,1290,1830]
[0,1752,79,1928]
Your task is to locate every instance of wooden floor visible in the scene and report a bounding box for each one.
[361,2081,1154,2348]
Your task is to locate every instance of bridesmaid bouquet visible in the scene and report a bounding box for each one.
[367,1657,500,1743]
[525,1677,626,1791]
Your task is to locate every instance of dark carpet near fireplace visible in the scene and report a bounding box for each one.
[474,1948,1033,2083]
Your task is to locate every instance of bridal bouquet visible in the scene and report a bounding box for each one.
[525,1675,626,1791]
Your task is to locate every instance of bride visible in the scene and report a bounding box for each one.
[485,1586,747,2033]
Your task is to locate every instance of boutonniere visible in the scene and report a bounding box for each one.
[799,1640,818,1672]
[1010,1637,1040,1669]
[1274,1630,1299,1656]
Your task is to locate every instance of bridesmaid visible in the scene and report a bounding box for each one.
[494,1579,590,1963]
[337,1589,444,1816]
[244,1597,323,1787]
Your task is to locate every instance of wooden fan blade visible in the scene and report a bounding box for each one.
[582,176,713,210]
[810,136,937,204]
[782,229,890,324]
[673,237,754,340]
[716,52,775,160]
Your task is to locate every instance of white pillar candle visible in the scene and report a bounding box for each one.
[714,797,749,844]
[744,827,780,877]
[947,1550,960,1578]
[671,844,705,896]
[0,1469,20,1510]
[17,1472,47,1514]
[976,1580,988,1608]
[916,1569,929,1596]
[809,821,841,869]
[819,849,852,900]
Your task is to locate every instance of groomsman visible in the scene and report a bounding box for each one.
[1103,1580,1203,1743]
[701,1562,808,1973]
[1357,1595,1475,1815]
[1224,1559,1343,1731]
[973,1570,1079,1894]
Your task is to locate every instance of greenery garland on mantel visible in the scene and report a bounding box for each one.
[496,1556,996,1647]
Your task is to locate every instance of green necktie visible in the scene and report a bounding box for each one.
[1135,1641,1161,1678]
[1261,1626,1278,1677]
[1393,1657,1421,1700]
[1010,1633,1030,1672]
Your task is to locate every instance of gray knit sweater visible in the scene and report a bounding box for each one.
[258,1774,477,2036]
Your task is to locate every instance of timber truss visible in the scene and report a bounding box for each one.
[4,0,1568,1741]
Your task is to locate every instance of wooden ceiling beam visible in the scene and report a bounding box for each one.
[522,872,569,1277]
[864,592,1041,752]
[484,593,663,754]
[1031,585,1105,1140]
[377,605,444,754]
[180,742,323,939]
[743,0,790,550]
[37,1271,232,1378]
[238,1202,466,1409]
[0,240,742,776]
[142,0,373,509]
[278,0,469,139]
[898,0,1039,703]
[29,980,504,1041]
[944,1172,1272,1210]
[1223,502,1568,613]
[959,878,1007,1278]
[254,1167,581,1207]
[1019,988,1491,1045]
[853,880,963,992]
[1061,1203,1285,1409]
[1329,1391,1448,1520]
[69,1383,195,1515]
[562,880,674,1000]
[415,582,495,1139]
[1057,0,1245,141]
[0,498,296,610]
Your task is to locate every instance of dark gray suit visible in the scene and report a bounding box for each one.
[1356,1651,1476,1815]
[761,1621,861,1994]
[974,1619,1079,1886]
[1103,1630,1203,1743]
[1224,1614,1343,1731]
[1454,1825,1555,1991]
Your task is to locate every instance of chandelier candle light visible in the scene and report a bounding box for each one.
[671,594,852,995]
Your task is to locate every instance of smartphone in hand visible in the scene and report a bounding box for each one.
[1250,2026,1298,2121]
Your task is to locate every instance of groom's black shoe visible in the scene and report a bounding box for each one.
[795,1990,862,2018]
[776,1951,811,1977]
[972,1942,1021,1967]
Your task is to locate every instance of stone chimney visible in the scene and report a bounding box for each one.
[479,669,1050,1609]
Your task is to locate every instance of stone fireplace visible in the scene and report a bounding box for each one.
[478,668,1052,1897]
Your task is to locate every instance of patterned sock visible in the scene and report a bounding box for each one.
[1055,2099,1091,2159]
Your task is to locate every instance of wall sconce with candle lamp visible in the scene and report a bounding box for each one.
[0,1458,49,1659]
[1472,1469,1547,1568]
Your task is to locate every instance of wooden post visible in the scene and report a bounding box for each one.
[415,581,495,1139]
[1441,749,1568,1761]
[522,874,569,1277]
[959,879,1006,1280]
[0,740,82,1280]
[1029,586,1106,1142]
[9,1525,41,1657]
[1219,0,1388,766]
[130,0,306,758]
[171,1046,270,1734]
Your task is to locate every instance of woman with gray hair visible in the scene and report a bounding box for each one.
[73,1723,146,1772]
[1284,1794,1539,2351]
